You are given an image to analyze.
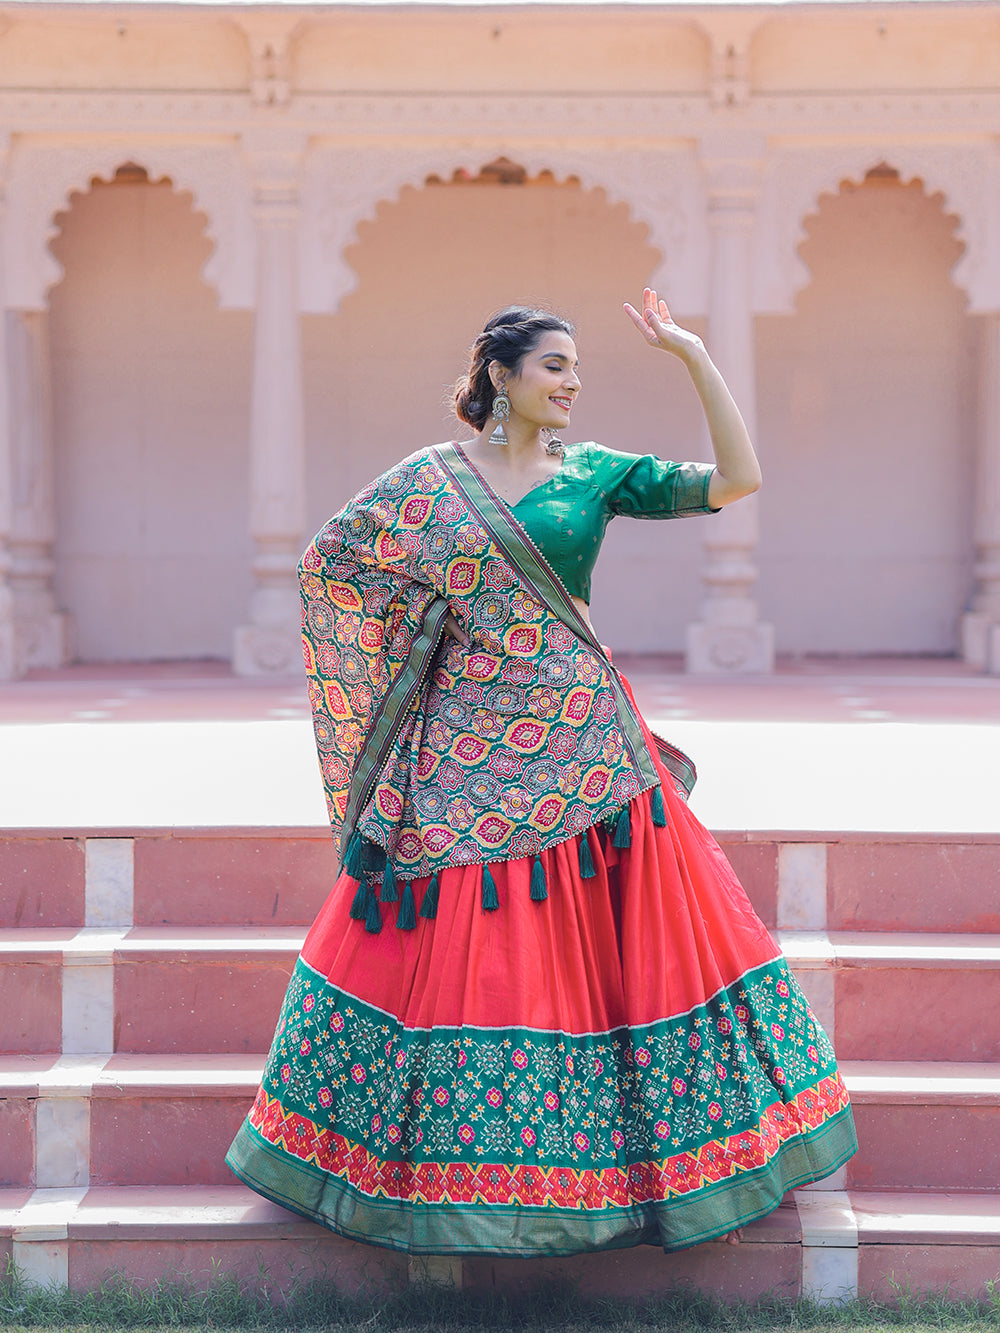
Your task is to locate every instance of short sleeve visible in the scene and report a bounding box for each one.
[590,444,719,519]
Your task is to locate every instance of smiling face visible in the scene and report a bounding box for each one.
[494,331,581,432]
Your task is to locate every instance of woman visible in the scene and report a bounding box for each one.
[227,290,856,1256]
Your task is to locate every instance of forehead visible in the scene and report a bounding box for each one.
[529,331,578,362]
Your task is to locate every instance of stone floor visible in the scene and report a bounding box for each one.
[2,655,998,833]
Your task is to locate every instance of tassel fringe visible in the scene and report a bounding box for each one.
[419,873,439,920]
[381,860,399,903]
[396,880,416,930]
[612,805,632,849]
[343,831,363,880]
[481,864,499,912]
[578,834,596,879]
[530,855,548,901]
[348,879,367,920]
[364,882,383,934]
[651,785,667,827]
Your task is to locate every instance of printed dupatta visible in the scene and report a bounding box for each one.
[298,444,696,884]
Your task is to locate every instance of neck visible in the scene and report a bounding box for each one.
[473,420,545,461]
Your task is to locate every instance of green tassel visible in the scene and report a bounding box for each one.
[343,831,363,880]
[396,881,416,930]
[612,806,632,849]
[349,879,367,921]
[362,840,386,878]
[364,883,383,934]
[530,855,548,902]
[578,834,596,880]
[651,785,667,827]
[419,873,439,920]
[381,860,398,903]
[481,864,499,912]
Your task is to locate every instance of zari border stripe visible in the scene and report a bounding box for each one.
[226,1101,857,1257]
[340,594,452,865]
[433,444,664,794]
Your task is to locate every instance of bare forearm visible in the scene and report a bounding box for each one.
[682,347,762,507]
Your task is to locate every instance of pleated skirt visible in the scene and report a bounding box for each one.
[227,691,856,1256]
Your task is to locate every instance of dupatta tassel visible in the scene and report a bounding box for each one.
[530,855,548,902]
[348,879,368,921]
[381,860,399,903]
[481,864,499,912]
[578,834,596,880]
[612,805,632,849]
[651,785,667,827]
[364,882,383,934]
[396,880,416,930]
[419,873,440,920]
[343,831,364,881]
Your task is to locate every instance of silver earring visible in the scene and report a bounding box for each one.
[543,428,564,456]
[489,386,511,445]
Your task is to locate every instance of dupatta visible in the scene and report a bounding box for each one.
[299,444,696,886]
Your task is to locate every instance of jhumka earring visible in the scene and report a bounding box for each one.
[489,385,511,444]
[542,428,564,456]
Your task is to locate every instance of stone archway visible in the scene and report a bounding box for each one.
[756,166,973,654]
[47,165,254,662]
[302,158,710,653]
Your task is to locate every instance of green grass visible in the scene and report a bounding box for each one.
[2,1261,999,1333]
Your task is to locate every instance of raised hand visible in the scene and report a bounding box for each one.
[623,288,705,363]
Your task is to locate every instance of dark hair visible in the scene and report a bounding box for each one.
[454,306,575,431]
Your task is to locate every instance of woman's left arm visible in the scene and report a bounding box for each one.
[624,288,762,508]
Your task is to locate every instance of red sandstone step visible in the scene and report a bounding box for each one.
[3,1055,998,1193]
[2,1185,998,1301]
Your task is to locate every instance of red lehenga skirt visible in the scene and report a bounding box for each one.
[227,690,856,1256]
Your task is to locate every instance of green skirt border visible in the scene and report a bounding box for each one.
[226,1105,857,1257]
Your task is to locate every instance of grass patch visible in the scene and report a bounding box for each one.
[2,1261,999,1332]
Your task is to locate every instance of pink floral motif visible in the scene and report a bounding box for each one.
[318,1086,333,1107]
[688,1034,701,1050]
[371,1115,382,1133]
[395,1051,406,1069]
[807,1045,819,1063]
[486,1088,503,1108]
[708,1103,722,1121]
[302,994,315,1013]
[776,980,790,997]
[488,749,522,780]
[771,1024,785,1041]
[573,1132,590,1152]
[635,1048,651,1067]
[544,1091,560,1111]
[521,1127,536,1147]
[300,1039,312,1056]
[387,1125,402,1144]
[654,1121,670,1139]
[280,1064,291,1083]
[512,1049,528,1070]
[447,797,475,831]
[735,1005,750,1023]
[458,1124,475,1144]
[774,1068,787,1085]
[527,686,561,720]
[715,1062,727,1081]
[611,1129,625,1149]
[545,726,577,761]
[330,1012,344,1032]
[457,1050,467,1068]
[432,1086,450,1106]
[672,1078,687,1097]
[351,1064,366,1084]
[716,1017,732,1035]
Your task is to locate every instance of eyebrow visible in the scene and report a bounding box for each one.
[540,352,580,367]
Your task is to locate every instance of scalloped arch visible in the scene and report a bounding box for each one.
[298,142,708,316]
[754,143,998,315]
[4,140,255,311]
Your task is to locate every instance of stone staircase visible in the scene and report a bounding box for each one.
[2,827,998,1304]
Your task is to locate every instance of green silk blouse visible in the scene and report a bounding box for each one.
[509,440,718,601]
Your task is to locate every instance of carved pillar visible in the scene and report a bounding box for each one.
[961,313,1000,673]
[686,145,774,674]
[9,310,70,671]
[233,132,307,676]
[0,165,17,678]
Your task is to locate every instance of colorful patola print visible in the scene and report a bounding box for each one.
[233,953,853,1254]
[299,447,673,881]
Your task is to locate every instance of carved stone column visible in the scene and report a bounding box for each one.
[9,310,70,671]
[686,144,774,674]
[233,132,307,676]
[0,168,17,679]
[961,313,1000,673]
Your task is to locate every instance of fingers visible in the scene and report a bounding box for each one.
[623,303,659,343]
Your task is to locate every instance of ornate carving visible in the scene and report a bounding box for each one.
[4,139,255,311]
[755,142,1000,315]
[300,142,708,315]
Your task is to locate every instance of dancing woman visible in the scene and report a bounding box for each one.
[227,290,856,1255]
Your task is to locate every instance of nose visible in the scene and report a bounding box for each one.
[565,370,581,392]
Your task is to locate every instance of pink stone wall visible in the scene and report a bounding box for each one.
[49,178,254,662]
